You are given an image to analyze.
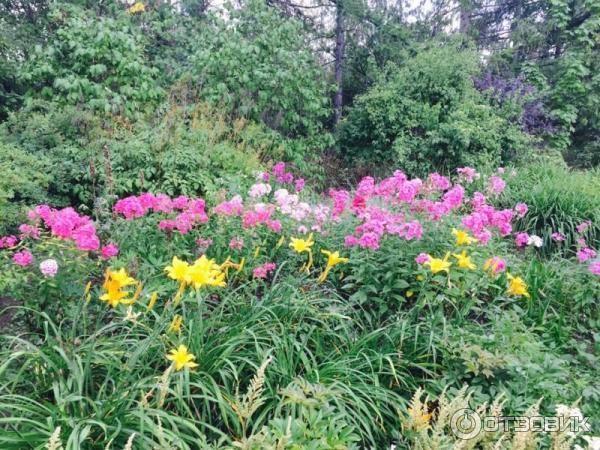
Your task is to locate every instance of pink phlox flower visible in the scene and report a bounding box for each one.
[214,195,244,216]
[13,250,33,266]
[19,224,40,239]
[514,202,528,218]
[428,172,451,190]
[487,176,506,195]
[515,232,529,248]
[101,243,119,259]
[253,262,277,279]
[577,248,596,263]
[415,253,429,264]
[457,167,479,183]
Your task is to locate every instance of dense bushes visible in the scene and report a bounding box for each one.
[0,101,288,232]
[340,44,533,176]
[0,142,51,234]
[21,6,162,117]
[190,0,331,139]
[501,159,600,254]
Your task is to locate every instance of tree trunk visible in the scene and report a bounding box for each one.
[511,0,523,64]
[459,0,470,34]
[333,0,345,126]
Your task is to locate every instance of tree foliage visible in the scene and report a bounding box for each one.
[191,0,332,138]
[340,44,532,175]
[21,6,162,117]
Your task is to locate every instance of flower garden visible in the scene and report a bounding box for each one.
[0,162,598,449]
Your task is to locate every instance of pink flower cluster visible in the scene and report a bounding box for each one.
[13,250,33,266]
[514,203,528,218]
[342,171,438,250]
[114,193,208,235]
[295,178,305,193]
[0,235,18,248]
[249,183,272,198]
[573,221,599,274]
[456,167,479,183]
[428,172,451,191]
[101,243,119,260]
[341,170,475,250]
[19,224,40,239]
[487,176,506,195]
[27,205,100,251]
[242,204,281,232]
[576,220,591,234]
[229,237,244,250]
[551,232,566,242]
[196,238,213,249]
[253,262,277,279]
[415,253,429,264]
[577,247,596,263]
[329,189,349,219]
[461,199,515,244]
[345,206,423,251]
[214,195,244,216]
[415,185,465,220]
[272,162,294,184]
[486,256,507,274]
[515,232,529,248]
[39,258,58,277]
[274,189,312,221]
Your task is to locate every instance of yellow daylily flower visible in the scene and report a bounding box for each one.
[321,250,349,267]
[318,250,349,283]
[186,255,226,289]
[109,268,137,288]
[128,2,145,13]
[452,228,477,246]
[166,345,199,371]
[506,273,530,297]
[237,257,245,273]
[100,268,137,308]
[289,233,315,253]
[168,314,183,333]
[452,251,476,270]
[165,257,190,283]
[100,279,132,308]
[424,252,452,274]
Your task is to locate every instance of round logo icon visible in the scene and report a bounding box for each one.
[450,408,482,440]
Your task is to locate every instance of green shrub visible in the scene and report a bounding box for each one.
[190,0,331,139]
[436,311,599,418]
[21,6,162,117]
[340,43,532,176]
[501,159,600,253]
[0,101,284,209]
[0,142,51,233]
